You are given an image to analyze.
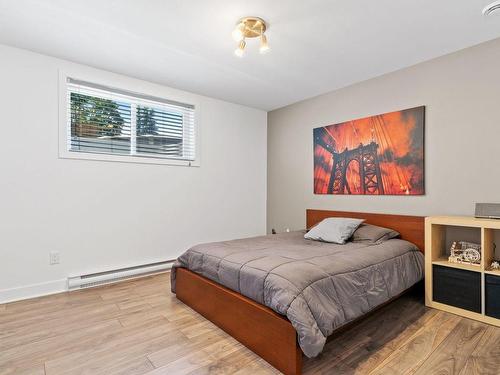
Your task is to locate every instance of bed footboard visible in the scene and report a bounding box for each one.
[175,267,303,375]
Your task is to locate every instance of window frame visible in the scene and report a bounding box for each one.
[58,70,201,167]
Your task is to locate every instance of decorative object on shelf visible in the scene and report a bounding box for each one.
[475,203,500,219]
[232,17,269,57]
[491,260,500,270]
[448,241,481,266]
[313,106,425,195]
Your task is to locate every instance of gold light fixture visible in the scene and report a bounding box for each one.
[235,39,246,57]
[232,17,269,57]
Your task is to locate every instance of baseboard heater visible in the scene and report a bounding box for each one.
[68,260,174,290]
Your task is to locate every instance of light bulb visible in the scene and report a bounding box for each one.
[234,39,245,57]
[232,23,244,41]
[259,34,270,54]
[234,48,244,57]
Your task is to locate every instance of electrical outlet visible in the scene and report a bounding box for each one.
[49,251,60,265]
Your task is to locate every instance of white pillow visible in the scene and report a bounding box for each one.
[304,217,365,244]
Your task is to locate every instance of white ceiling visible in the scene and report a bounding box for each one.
[1,0,500,110]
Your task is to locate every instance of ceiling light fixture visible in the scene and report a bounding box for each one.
[232,17,269,57]
[483,1,500,16]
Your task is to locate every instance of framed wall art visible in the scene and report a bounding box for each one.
[313,106,425,195]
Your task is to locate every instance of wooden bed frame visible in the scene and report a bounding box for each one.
[175,210,425,375]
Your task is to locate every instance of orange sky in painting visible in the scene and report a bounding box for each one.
[314,107,424,195]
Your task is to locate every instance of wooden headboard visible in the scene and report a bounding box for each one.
[306,209,425,253]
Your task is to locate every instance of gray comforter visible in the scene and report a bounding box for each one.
[171,231,424,358]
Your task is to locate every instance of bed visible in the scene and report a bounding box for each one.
[171,210,425,375]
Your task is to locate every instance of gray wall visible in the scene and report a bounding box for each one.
[267,38,500,233]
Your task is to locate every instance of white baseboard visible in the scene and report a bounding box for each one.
[0,279,67,304]
[0,259,175,304]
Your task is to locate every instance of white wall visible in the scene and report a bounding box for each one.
[0,44,267,303]
[267,38,500,233]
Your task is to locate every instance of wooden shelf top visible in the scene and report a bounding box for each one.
[426,216,500,229]
[432,259,482,272]
[485,269,500,276]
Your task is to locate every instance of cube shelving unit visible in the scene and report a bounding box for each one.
[425,216,500,326]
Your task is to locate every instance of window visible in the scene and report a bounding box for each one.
[63,78,197,165]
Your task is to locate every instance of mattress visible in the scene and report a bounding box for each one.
[171,231,424,358]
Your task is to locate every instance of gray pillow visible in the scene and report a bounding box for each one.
[304,217,364,244]
[351,223,400,244]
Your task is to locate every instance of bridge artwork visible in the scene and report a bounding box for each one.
[313,106,425,195]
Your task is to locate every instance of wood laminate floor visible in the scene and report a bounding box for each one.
[1,273,499,375]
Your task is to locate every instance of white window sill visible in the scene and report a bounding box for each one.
[59,150,200,167]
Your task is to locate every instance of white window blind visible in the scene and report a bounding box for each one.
[66,78,196,162]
